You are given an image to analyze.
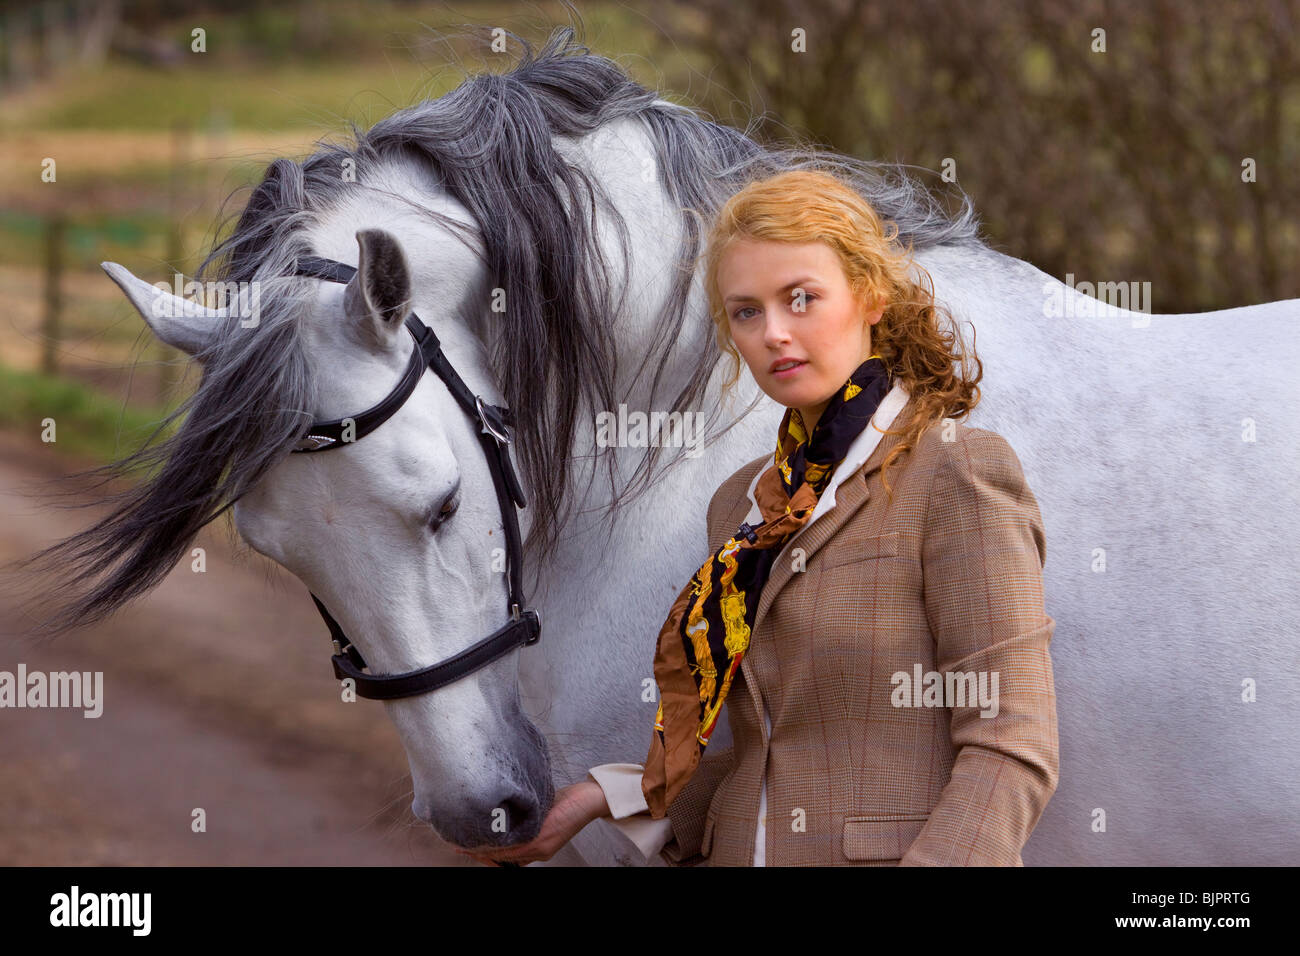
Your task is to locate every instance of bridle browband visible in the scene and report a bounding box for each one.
[287,254,541,700]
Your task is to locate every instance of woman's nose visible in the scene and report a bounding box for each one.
[764,316,791,344]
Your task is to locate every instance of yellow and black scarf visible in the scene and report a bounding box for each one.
[642,354,893,816]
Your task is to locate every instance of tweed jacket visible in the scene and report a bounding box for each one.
[593,389,1059,866]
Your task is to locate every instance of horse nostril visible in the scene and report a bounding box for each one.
[496,794,540,839]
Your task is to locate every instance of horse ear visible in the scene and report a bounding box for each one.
[344,229,412,349]
[101,261,247,357]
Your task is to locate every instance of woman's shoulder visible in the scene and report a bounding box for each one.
[909,417,1035,509]
[911,416,1026,470]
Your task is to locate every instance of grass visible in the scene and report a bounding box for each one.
[4,58,445,133]
[0,362,181,467]
[0,210,178,272]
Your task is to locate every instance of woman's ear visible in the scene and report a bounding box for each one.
[859,289,886,327]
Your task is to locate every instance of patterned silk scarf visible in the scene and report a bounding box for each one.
[642,354,894,817]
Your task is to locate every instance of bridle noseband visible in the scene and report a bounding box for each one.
[286,255,540,700]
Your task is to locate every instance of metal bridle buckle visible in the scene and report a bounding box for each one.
[475,395,512,445]
[512,603,541,645]
[296,434,338,451]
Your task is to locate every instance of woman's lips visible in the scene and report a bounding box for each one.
[771,360,806,379]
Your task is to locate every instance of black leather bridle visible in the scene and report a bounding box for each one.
[286,255,541,700]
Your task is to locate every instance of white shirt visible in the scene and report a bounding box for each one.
[587,381,911,864]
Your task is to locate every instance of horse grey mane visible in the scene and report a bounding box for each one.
[14,25,982,637]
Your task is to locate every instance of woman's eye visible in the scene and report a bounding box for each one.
[733,306,758,321]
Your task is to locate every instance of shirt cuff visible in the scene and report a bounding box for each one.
[603,814,675,863]
[587,762,650,819]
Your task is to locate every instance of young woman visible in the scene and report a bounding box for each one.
[458,169,1059,866]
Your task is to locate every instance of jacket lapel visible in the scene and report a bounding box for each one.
[751,390,916,632]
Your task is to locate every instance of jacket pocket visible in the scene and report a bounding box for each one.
[842,814,928,861]
[818,531,901,572]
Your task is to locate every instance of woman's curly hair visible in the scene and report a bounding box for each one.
[702,168,983,500]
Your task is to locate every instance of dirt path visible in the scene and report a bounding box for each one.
[0,430,460,865]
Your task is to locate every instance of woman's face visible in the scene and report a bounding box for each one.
[718,238,884,433]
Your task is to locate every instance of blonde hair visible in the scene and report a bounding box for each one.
[703,169,982,500]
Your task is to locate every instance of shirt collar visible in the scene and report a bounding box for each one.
[741,379,912,527]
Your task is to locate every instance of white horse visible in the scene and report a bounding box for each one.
[39,29,1300,865]
[900,245,1300,865]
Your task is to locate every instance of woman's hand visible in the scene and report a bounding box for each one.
[455,779,609,866]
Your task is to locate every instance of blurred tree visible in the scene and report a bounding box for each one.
[649,0,1299,312]
[0,0,121,90]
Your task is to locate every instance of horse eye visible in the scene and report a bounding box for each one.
[430,493,459,530]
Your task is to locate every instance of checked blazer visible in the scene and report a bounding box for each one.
[648,391,1060,866]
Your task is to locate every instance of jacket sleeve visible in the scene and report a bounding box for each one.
[587,751,736,866]
[900,429,1059,866]
[659,749,736,864]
